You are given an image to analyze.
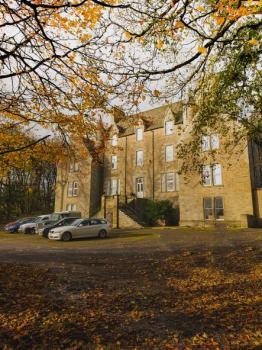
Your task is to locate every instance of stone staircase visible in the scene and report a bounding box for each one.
[119,203,148,228]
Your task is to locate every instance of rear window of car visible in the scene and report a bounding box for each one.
[64,218,77,224]
[90,219,103,225]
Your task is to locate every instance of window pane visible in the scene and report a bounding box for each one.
[213,164,222,185]
[112,134,118,146]
[74,162,79,172]
[202,135,210,151]
[202,165,212,186]
[73,182,78,196]
[175,173,179,191]
[166,173,175,192]
[68,182,73,197]
[105,181,110,195]
[165,145,174,162]
[165,120,174,135]
[111,179,118,195]
[203,197,213,220]
[112,155,117,169]
[136,150,143,166]
[117,179,121,195]
[161,174,166,192]
[214,197,224,219]
[136,128,143,141]
[211,134,219,150]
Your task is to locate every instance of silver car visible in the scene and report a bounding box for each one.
[48,218,111,241]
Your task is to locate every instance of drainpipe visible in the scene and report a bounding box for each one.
[152,130,155,200]
[125,136,127,203]
[248,140,257,221]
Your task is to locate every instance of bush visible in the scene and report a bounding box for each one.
[143,200,178,226]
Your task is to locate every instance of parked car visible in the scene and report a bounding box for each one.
[48,218,111,241]
[35,211,81,233]
[4,217,36,233]
[19,214,51,234]
[38,217,79,238]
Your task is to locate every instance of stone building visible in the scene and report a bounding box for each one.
[54,102,262,228]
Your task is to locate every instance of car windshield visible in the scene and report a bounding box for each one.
[71,219,83,226]
[35,216,48,223]
[49,214,61,221]
[21,217,35,223]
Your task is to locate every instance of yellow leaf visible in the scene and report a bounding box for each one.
[125,31,132,40]
[248,38,259,45]
[175,21,185,29]
[156,38,163,49]
[196,6,205,12]
[198,46,207,54]
[214,16,225,25]
[153,89,161,97]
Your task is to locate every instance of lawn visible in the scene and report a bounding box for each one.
[0,229,159,248]
[0,229,261,349]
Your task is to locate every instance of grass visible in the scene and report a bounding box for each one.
[0,230,159,248]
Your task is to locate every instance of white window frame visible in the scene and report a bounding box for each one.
[211,134,219,150]
[165,144,174,162]
[111,155,118,170]
[67,182,73,197]
[72,181,78,196]
[136,127,143,141]
[110,178,120,195]
[203,197,224,221]
[136,150,144,166]
[201,135,210,151]
[69,161,79,172]
[165,120,174,135]
[165,120,175,135]
[112,134,118,146]
[66,203,77,211]
[161,172,179,192]
[202,164,222,186]
[202,165,212,186]
[202,134,220,151]
[136,177,144,198]
[212,163,222,186]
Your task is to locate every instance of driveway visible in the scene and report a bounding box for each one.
[0,227,261,264]
[0,227,261,349]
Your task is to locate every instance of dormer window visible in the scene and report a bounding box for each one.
[165,120,174,135]
[112,134,118,146]
[136,127,143,141]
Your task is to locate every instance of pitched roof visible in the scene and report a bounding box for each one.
[117,102,183,137]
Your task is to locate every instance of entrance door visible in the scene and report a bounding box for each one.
[136,177,144,198]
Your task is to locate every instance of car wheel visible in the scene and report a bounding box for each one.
[98,229,107,239]
[61,232,72,242]
[25,227,32,234]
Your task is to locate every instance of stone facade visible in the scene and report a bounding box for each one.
[54,159,93,217]
[55,102,262,228]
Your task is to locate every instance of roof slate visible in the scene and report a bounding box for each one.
[117,102,183,137]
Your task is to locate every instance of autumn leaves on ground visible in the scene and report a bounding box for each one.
[0,246,261,349]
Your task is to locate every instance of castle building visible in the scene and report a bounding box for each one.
[55,103,262,228]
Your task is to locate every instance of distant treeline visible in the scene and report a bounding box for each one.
[0,161,56,222]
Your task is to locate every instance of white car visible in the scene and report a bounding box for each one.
[19,215,51,234]
[48,218,111,241]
